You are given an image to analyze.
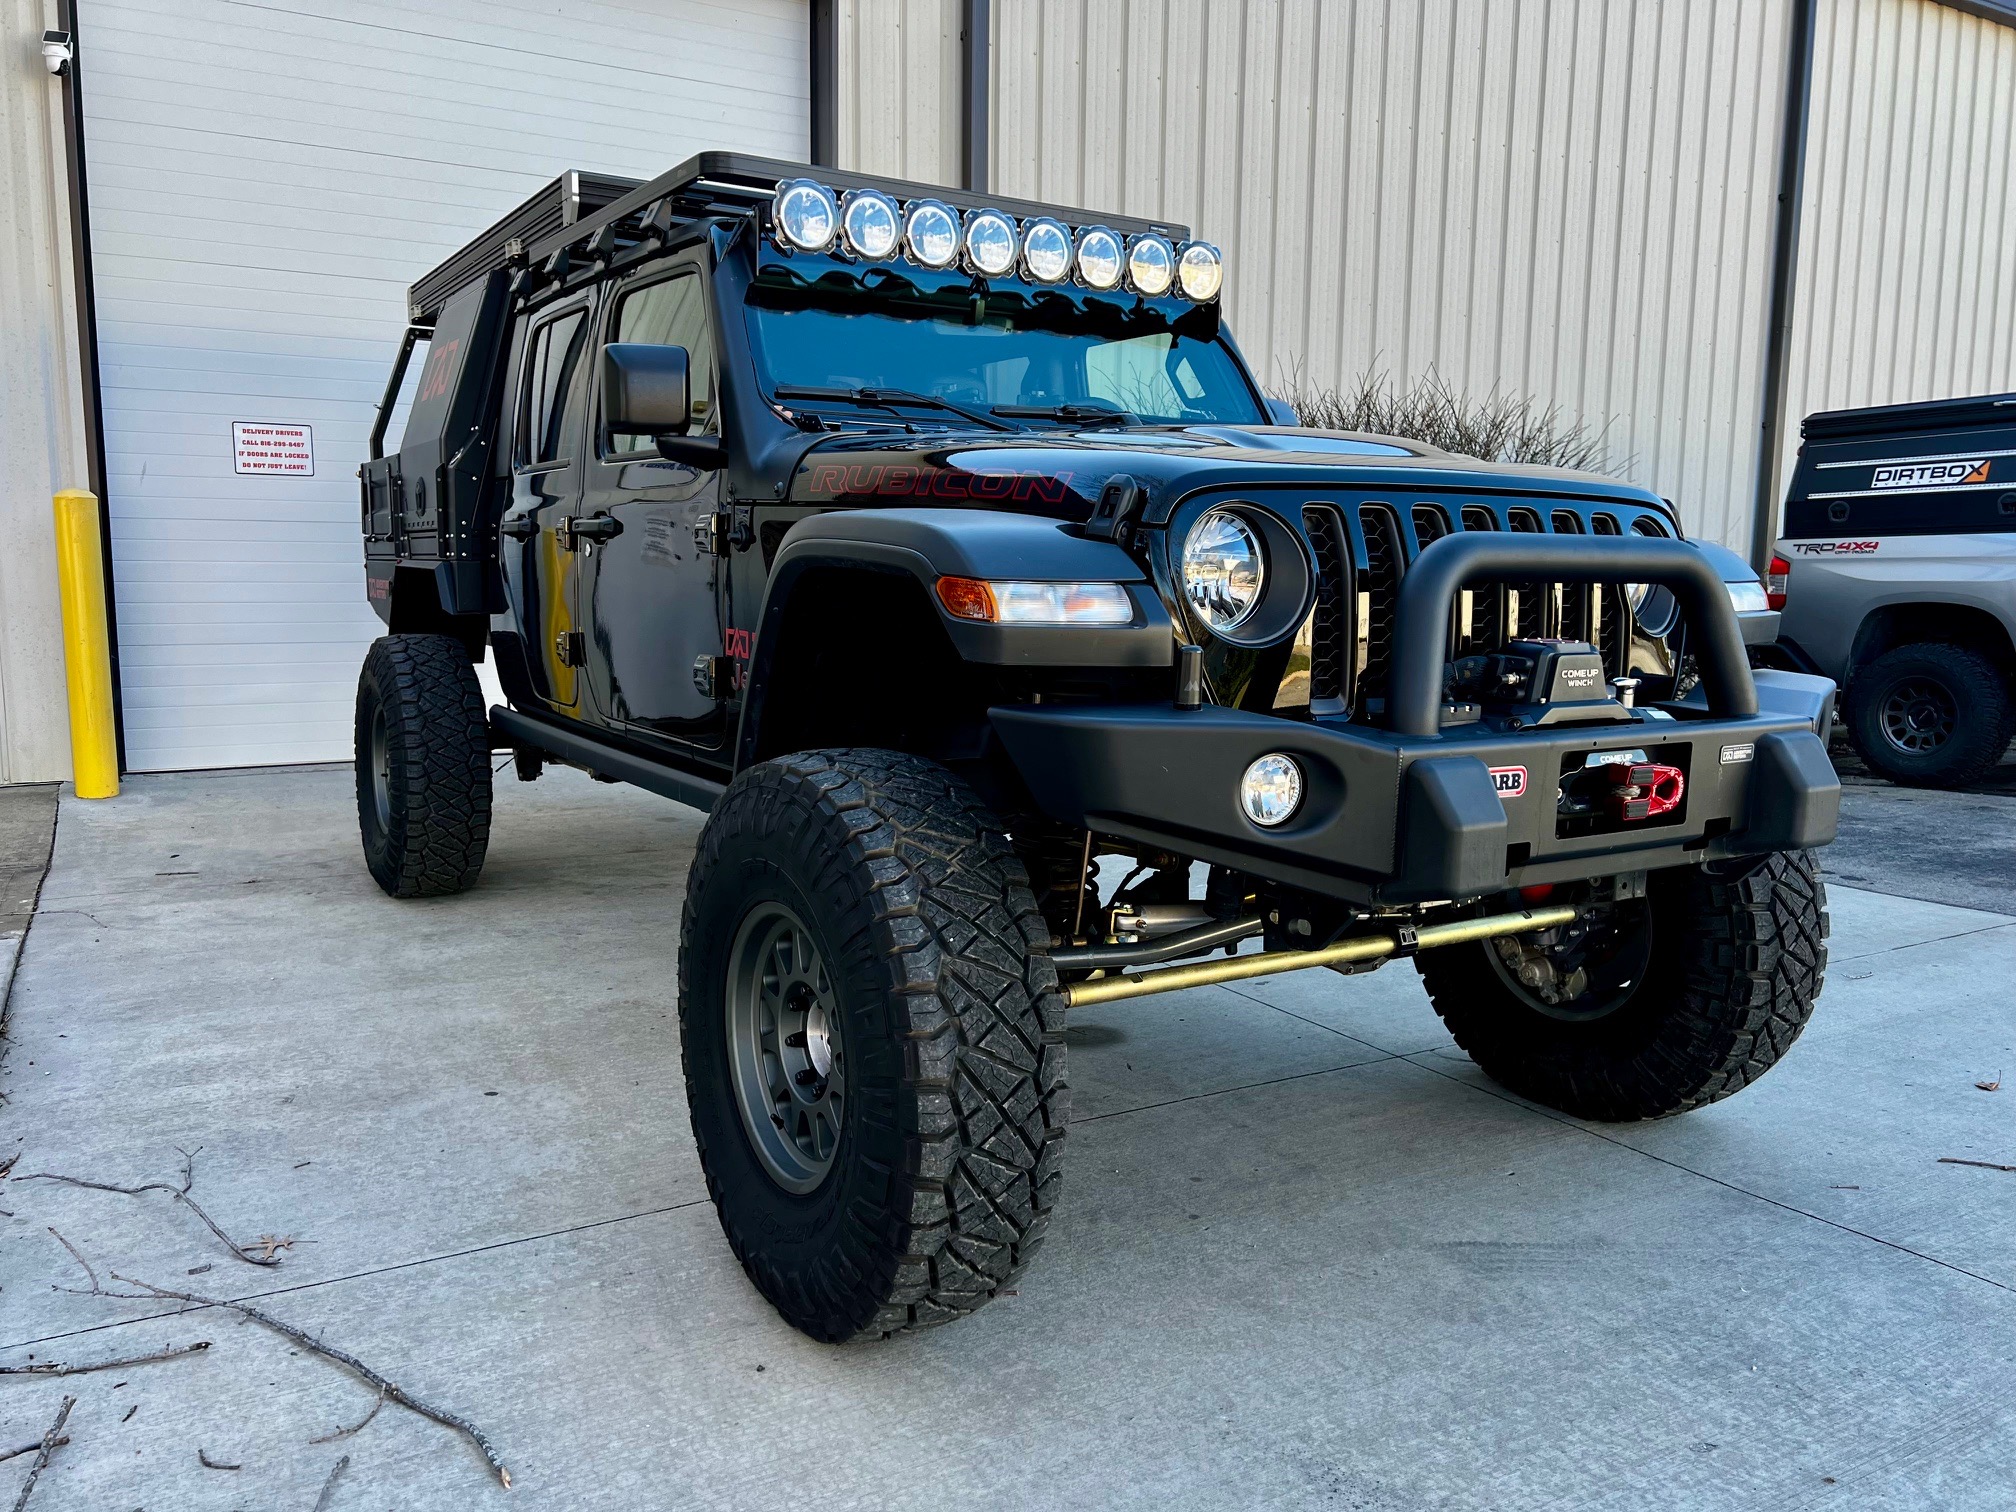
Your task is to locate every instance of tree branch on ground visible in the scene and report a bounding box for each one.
[43,1234,509,1488]
[313,1454,351,1512]
[18,1147,287,1267]
[1939,1156,2016,1173]
[0,1340,209,1377]
[6,1396,73,1512]
[0,1440,67,1468]
[309,1388,385,1444]
[197,1448,241,1471]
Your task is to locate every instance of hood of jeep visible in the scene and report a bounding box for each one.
[786,425,1664,523]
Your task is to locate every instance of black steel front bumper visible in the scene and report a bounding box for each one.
[990,533,1841,906]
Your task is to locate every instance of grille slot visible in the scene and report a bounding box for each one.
[1301,505,1349,712]
[1355,504,1404,718]
[1412,505,1450,549]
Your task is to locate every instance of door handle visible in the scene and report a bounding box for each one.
[499,515,537,540]
[571,514,622,542]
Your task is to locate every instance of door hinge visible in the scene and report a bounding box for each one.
[555,630,586,667]
[692,512,730,555]
[691,654,733,699]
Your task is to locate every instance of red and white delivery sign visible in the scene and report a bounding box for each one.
[232,421,314,476]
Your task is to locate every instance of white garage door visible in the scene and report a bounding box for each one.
[79,0,809,770]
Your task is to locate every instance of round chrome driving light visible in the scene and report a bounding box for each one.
[964,209,1019,277]
[1125,233,1176,296]
[1075,226,1124,290]
[1182,507,1266,633]
[1021,217,1074,283]
[1241,755,1303,828]
[840,189,901,260]
[1177,241,1224,302]
[903,200,961,269]
[772,179,839,252]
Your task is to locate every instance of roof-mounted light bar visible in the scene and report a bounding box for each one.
[769,179,1220,302]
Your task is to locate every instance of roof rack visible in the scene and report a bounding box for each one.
[408,170,642,324]
[405,151,1191,327]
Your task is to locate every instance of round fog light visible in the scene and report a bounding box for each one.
[1241,754,1303,827]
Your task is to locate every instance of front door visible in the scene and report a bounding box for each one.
[499,299,594,710]
[580,263,727,748]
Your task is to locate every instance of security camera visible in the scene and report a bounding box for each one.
[42,30,72,76]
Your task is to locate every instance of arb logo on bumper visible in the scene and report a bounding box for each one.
[1489,765,1528,798]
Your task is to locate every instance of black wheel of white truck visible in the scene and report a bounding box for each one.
[354,634,493,898]
[679,749,1068,1342]
[1847,642,2014,789]
[1417,852,1828,1121]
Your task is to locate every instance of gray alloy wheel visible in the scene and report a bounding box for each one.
[724,901,847,1194]
[1878,675,1957,756]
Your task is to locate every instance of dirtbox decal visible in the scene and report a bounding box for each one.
[1489,765,1529,799]
[1871,458,1989,489]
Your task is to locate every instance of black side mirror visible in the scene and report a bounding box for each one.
[602,342,690,436]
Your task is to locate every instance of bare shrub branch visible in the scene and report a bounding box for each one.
[1269,364,1625,476]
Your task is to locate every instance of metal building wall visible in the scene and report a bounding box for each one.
[0,0,91,784]
[836,0,963,184]
[1777,0,2016,499]
[973,0,1795,548]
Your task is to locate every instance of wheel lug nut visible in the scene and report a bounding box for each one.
[794,1068,822,1087]
[784,1031,807,1048]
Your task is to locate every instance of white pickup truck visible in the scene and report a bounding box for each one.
[1770,392,2016,788]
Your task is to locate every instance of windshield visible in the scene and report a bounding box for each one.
[745,273,1265,427]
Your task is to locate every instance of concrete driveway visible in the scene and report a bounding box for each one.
[2,765,2012,1511]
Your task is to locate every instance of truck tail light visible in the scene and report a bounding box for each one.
[1605,762,1684,822]
[1765,554,1790,611]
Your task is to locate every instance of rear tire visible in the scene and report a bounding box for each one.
[354,634,493,898]
[1847,641,2013,789]
[1416,852,1828,1121]
[679,749,1068,1342]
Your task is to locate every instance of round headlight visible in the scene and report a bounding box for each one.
[1241,755,1303,827]
[1021,218,1074,283]
[1182,508,1265,633]
[840,189,901,260]
[903,200,961,268]
[1075,226,1124,290]
[964,209,1019,277]
[1177,241,1224,302]
[1125,233,1176,296]
[773,179,838,253]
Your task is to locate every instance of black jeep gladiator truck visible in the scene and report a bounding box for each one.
[357,153,1841,1344]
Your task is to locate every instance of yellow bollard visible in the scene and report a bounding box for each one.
[52,489,119,798]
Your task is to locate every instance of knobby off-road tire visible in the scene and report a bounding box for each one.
[1846,641,2014,790]
[1417,851,1828,1121]
[679,749,1068,1343]
[354,634,493,898]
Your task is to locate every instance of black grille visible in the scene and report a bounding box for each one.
[1283,496,1664,727]
[1355,505,1404,718]
[1302,505,1349,711]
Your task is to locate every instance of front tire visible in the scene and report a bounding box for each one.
[1417,852,1828,1120]
[1847,641,2014,789]
[679,749,1067,1342]
[354,634,492,898]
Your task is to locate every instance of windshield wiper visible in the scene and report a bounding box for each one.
[772,385,1011,433]
[990,403,1140,428]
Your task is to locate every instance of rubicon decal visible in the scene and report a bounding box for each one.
[1488,765,1529,798]
[1871,458,1989,489]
